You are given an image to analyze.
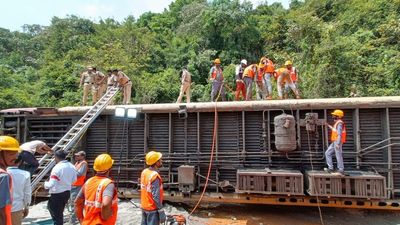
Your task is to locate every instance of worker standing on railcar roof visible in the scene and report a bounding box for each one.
[140,151,166,225]
[325,109,347,176]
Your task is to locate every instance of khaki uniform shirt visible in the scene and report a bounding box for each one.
[82,71,95,83]
[182,69,191,83]
[115,71,131,86]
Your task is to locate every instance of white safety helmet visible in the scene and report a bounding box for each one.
[240,59,247,65]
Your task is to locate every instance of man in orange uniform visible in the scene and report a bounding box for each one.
[0,136,20,225]
[260,57,275,100]
[284,60,299,99]
[209,58,226,102]
[69,151,88,224]
[75,154,118,225]
[275,67,300,99]
[325,110,347,176]
[243,64,258,101]
[141,151,166,225]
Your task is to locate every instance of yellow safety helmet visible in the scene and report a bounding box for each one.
[331,109,344,118]
[0,136,21,152]
[93,153,114,172]
[145,151,162,166]
[285,60,293,66]
[214,58,221,64]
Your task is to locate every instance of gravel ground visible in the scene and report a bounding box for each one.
[22,200,400,225]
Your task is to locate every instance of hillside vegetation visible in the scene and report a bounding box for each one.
[0,0,399,108]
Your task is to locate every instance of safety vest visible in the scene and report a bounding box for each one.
[140,168,164,211]
[72,160,88,187]
[82,176,118,225]
[0,168,12,225]
[331,120,347,143]
[289,67,297,82]
[210,66,223,81]
[265,59,275,73]
[243,64,257,79]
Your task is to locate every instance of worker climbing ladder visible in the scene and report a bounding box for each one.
[31,86,120,190]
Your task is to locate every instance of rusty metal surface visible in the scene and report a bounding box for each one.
[306,170,386,199]
[236,169,304,195]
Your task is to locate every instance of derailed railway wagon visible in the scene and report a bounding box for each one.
[2,96,400,210]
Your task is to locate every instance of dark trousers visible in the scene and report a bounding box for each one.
[141,210,160,225]
[18,151,39,175]
[48,191,70,225]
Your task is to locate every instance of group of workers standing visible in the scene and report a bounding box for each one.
[0,135,165,225]
[81,57,300,106]
[80,67,132,106]
[176,57,301,103]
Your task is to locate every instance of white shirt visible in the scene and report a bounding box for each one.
[7,167,31,212]
[44,160,77,194]
[20,140,46,154]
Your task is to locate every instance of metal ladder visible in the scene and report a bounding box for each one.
[31,86,120,190]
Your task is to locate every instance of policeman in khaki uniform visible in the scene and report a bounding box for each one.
[112,69,132,105]
[93,68,106,102]
[79,67,96,106]
[176,68,191,103]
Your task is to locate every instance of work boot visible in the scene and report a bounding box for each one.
[324,168,333,173]
[266,96,272,100]
[296,95,301,99]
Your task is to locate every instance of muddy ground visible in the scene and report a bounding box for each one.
[22,200,400,225]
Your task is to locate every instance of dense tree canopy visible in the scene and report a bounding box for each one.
[0,0,399,109]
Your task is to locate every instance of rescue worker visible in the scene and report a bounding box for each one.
[275,67,300,99]
[93,67,107,102]
[79,66,96,106]
[261,57,275,100]
[7,154,31,225]
[75,153,118,225]
[243,63,258,101]
[284,60,299,99]
[141,151,166,225]
[176,67,192,103]
[69,151,88,224]
[0,136,20,225]
[113,69,132,104]
[325,109,347,175]
[256,58,268,100]
[44,150,77,225]
[209,58,226,102]
[235,59,247,101]
[19,140,52,175]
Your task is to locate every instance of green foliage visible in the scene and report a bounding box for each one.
[0,0,399,109]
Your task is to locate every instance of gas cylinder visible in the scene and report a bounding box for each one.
[274,113,297,152]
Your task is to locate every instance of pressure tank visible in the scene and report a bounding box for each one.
[274,113,297,152]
